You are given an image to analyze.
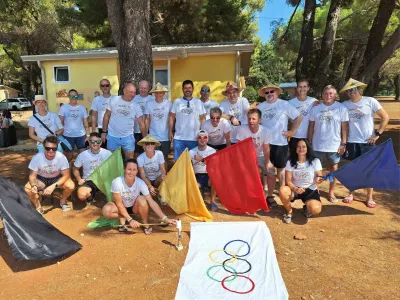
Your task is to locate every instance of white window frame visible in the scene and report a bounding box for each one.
[153,65,170,100]
[53,65,70,84]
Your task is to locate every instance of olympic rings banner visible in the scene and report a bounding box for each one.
[175,222,288,300]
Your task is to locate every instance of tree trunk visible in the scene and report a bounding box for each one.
[296,0,316,81]
[106,0,153,92]
[350,45,366,78]
[339,44,357,88]
[395,74,400,101]
[313,0,344,95]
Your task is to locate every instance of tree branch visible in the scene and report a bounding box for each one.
[279,0,301,44]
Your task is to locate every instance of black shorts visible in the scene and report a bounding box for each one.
[126,205,134,215]
[37,174,62,189]
[134,133,144,154]
[270,144,289,169]
[78,180,99,201]
[208,144,226,151]
[195,173,210,189]
[344,143,374,161]
[98,128,108,149]
[292,188,321,203]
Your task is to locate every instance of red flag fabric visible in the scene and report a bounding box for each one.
[205,138,269,214]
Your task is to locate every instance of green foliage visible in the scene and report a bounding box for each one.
[242,86,261,103]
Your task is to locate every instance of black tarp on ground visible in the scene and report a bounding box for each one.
[0,177,81,260]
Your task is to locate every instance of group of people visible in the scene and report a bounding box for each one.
[24,76,389,229]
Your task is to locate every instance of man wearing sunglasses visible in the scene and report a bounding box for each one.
[189,130,218,211]
[73,132,112,204]
[339,79,389,208]
[25,136,75,213]
[169,79,206,161]
[59,89,90,161]
[201,107,231,150]
[200,85,219,120]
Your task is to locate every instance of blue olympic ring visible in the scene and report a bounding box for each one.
[223,239,251,258]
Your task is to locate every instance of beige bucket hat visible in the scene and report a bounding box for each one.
[33,95,47,104]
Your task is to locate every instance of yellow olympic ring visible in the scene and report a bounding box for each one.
[209,250,237,264]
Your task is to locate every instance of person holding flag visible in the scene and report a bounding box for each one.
[340,79,390,208]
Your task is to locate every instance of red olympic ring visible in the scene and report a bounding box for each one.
[221,274,255,294]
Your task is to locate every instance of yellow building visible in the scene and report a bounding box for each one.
[0,85,21,100]
[21,42,254,112]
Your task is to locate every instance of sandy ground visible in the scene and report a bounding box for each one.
[0,101,399,300]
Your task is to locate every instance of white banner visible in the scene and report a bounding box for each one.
[175,222,288,300]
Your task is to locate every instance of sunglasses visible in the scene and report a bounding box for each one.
[144,142,155,146]
[198,136,208,140]
[346,87,358,93]
[90,140,102,144]
[100,84,110,88]
[201,89,210,92]
[69,95,79,99]
[264,90,275,95]
[45,147,57,152]
[210,116,221,120]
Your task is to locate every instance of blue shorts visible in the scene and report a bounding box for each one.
[63,135,86,150]
[173,139,198,161]
[37,143,63,153]
[195,173,210,189]
[314,151,340,165]
[107,134,135,151]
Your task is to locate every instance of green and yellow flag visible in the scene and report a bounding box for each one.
[159,149,212,222]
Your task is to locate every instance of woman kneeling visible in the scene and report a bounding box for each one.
[279,139,323,224]
[102,158,175,234]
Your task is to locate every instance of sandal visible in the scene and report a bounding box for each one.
[143,226,153,235]
[36,207,44,215]
[328,196,338,203]
[282,214,292,224]
[266,196,278,207]
[118,225,129,233]
[60,203,71,212]
[366,200,376,208]
[303,206,312,218]
[343,195,353,204]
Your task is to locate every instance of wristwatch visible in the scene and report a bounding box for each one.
[374,130,381,137]
[55,183,59,188]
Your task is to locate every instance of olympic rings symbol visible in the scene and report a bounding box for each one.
[206,239,255,294]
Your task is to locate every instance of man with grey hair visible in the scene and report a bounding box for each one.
[201,107,231,150]
[308,85,349,203]
[133,80,154,156]
[101,82,146,159]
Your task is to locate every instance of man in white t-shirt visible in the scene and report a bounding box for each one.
[257,84,302,204]
[133,80,154,157]
[219,81,250,144]
[201,107,231,150]
[101,82,147,159]
[28,95,64,153]
[308,85,349,203]
[200,85,219,120]
[189,130,217,211]
[146,83,172,161]
[339,78,390,208]
[24,136,75,213]
[59,89,90,160]
[73,132,112,204]
[235,108,274,206]
[169,80,206,161]
[288,79,318,152]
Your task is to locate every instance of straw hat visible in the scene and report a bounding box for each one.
[137,134,161,147]
[33,95,47,104]
[222,81,243,96]
[257,84,283,97]
[339,78,367,94]
[149,82,169,94]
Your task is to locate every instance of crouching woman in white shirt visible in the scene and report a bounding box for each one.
[102,159,175,234]
[279,139,324,224]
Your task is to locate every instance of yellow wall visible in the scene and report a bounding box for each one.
[0,88,20,100]
[170,54,236,102]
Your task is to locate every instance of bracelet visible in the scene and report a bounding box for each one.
[162,216,168,222]
[340,143,347,146]
[374,130,381,137]
[102,131,108,134]
[127,217,133,223]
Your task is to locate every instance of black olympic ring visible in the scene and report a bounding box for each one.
[222,257,252,274]
[223,239,250,257]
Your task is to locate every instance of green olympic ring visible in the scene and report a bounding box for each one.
[206,264,238,283]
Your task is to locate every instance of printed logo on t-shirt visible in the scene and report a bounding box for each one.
[209,128,222,141]
[228,105,241,118]
[121,191,135,204]
[297,104,312,116]
[252,136,261,149]
[152,107,165,120]
[293,171,311,179]
[317,110,334,122]
[179,104,194,115]
[39,165,60,177]
[101,103,107,112]
[262,108,277,120]
[348,107,364,120]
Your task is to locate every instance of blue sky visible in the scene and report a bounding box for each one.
[257,0,302,42]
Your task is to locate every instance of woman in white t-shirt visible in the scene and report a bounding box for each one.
[102,158,175,234]
[137,135,167,199]
[279,139,324,224]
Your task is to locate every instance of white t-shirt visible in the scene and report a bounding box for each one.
[91,95,116,129]
[171,98,206,141]
[106,96,143,138]
[257,99,300,146]
[343,96,382,143]
[137,150,165,181]
[28,112,63,141]
[202,99,219,119]
[111,176,149,208]
[288,96,318,138]
[189,146,216,174]
[201,118,231,145]
[28,152,69,178]
[309,102,349,152]
[145,99,172,142]
[235,125,272,157]
[285,158,322,190]
[74,148,112,179]
[58,104,88,137]
[219,97,250,143]
[133,94,154,133]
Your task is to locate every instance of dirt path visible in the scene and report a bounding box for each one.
[0,102,399,300]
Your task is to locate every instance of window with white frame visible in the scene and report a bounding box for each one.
[53,66,70,83]
[153,67,169,99]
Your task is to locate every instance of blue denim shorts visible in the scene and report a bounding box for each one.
[173,139,197,161]
[314,151,340,165]
[107,134,135,151]
[63,135,86,150]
